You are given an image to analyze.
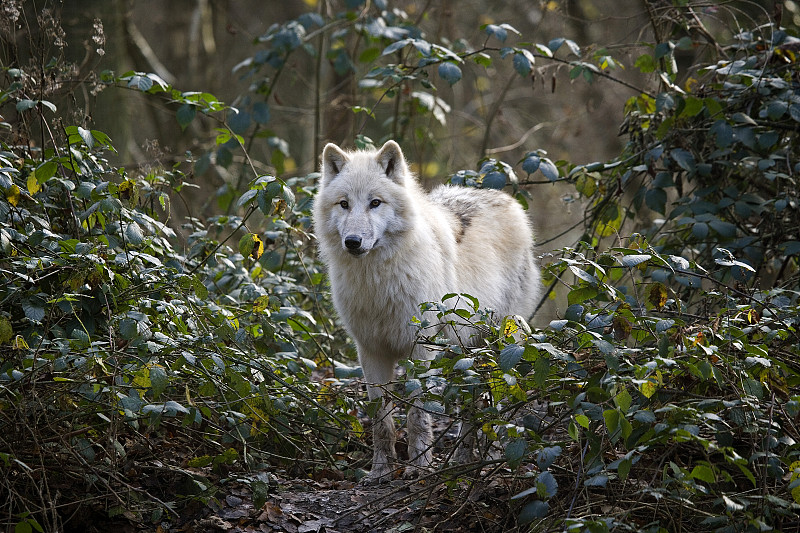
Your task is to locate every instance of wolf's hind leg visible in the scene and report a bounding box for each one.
[453,416,479,464]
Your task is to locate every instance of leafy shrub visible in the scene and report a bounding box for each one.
[399,15,800,533]
[0,63,363,531]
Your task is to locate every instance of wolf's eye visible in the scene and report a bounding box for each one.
[369,199,382,208]
[339,200,349,209]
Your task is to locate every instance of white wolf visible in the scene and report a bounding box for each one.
[313,140,540,483]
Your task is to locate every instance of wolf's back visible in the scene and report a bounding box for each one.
[428,184,540,320]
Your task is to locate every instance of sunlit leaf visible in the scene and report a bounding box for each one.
[6,184,21,206]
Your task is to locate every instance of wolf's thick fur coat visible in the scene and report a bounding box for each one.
[313,140,540,483]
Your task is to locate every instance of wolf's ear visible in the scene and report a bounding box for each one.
[322,143,349,182]
[376,140,407,183]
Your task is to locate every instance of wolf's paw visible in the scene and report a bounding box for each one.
[453,445,478,464]
[402,465,429,480]
[359,465,394,485]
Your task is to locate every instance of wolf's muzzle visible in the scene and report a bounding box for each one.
[345,235,366,255]
[344,235,362,249]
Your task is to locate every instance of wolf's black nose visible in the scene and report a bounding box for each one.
[344,235,362,250]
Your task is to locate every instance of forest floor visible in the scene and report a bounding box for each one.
[91,415,518,533]
[177,473,491,533]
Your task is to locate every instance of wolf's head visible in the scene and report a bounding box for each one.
[314,140,415,258]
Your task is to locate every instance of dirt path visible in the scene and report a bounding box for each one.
[188,475,470,533]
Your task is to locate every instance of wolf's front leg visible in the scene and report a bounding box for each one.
[361,395,396,484]
[359,351,398,485]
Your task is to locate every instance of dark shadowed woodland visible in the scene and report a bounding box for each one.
[2,0,800,531]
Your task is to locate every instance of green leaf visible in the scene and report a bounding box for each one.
[22,301,45,323]
[513,52,532,76]
[567,286,598,305]
[568,421,579,441]
[633,409,656,424]
[645,188,667,214]
[569,265,597,285]
[634,54,655,73]
[614,388,632,413]
[485,24,508,43]
[575,414,590,429]
[252,102,270,124]
[620,415,633,440]
[535,445,561,470]
[670,148,695,172]
[149,366,168,399]
[482,171,506,189]
[238,233,258,258]
[453,357,474,371]
[358,46,381,63]
[522,153,540,174]
[177,104,196,130]
[499,344,524,371]
[704,97,723,117]
[228,109,251,134]
[536,470,558,498]
[692,222,709,239]
[472,52,492,67]
[422,400,444,414]
[549,37,580,56]
[505,439,526,469]
[125,221,144,245]
[736,463,756,487]
[251,480,269,510]
[584,474,609,487]
[790,103,800,122]
[619,254,651,268]
[533,355,549,389]
[519,500,549,523]
[766,101,787,120]
[128,74,153,91]
[689,464,715,484]
[0,318,13,343]
[119,318,139,340]
[193,277,208,300]
[237,189,258,207]
[35,161,58,183]
[534,43,553,58]
[618,458,632,481]
[382,38,411,56]
[758,130,779,150]
[78,127,94,148]
[681,96,704,117]
[603,408,620,435]
[538,157,559,181]
[188,455,214,467]
[16,99,36,112]
[438,62,462,85]
[656,92,675,112]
